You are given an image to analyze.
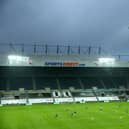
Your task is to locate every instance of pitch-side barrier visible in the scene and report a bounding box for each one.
[0,96,120,106]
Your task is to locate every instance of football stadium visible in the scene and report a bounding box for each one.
[0,44,129,129]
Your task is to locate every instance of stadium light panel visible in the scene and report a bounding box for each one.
[8,55,29,65]
[98,57,115,65]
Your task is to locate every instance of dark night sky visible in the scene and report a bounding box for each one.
[0,0,129,54]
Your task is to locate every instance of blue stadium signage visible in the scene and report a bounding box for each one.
[44,62,85,67]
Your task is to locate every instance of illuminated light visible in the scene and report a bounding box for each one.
[8,55,29,65]
[98,57,115,63]
[98,57,115,65]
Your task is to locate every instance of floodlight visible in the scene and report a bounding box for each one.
[8,55,22,61]
[8,55,29,65]
[98,57,115,65]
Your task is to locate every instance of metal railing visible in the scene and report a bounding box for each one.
[0,43,102,55]
[0,43,129,61]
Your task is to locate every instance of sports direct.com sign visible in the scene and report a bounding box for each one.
[44,62,85,67]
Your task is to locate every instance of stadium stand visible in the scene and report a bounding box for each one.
[9,77,33,90]
[81,77,104,89]
[0,77,6,90]
[35,77,58,89]
[101,78,116,89]
[59,77,81,89]
[0,44,129,105]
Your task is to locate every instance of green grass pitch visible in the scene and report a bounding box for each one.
[0,102,129,129]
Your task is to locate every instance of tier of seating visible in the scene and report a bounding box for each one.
[0,77,128,91]
[0,67,129,91]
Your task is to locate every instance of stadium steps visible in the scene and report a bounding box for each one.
[92,89,99,102]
